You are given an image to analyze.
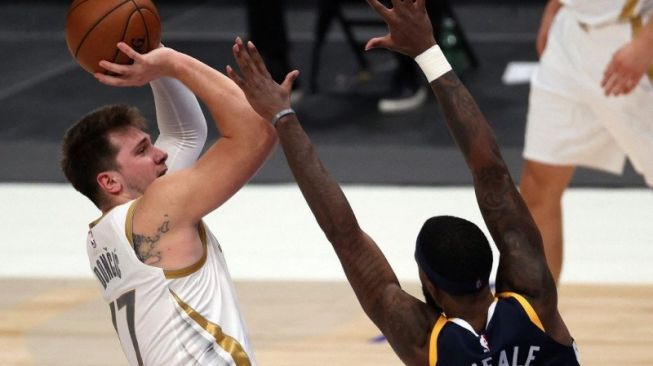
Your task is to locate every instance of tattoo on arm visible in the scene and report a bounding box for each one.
[431,72,552,297]
[133,215,170,265]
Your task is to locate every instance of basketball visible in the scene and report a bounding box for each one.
[65,0,161,74]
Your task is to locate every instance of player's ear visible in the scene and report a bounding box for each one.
[97,171,122,195]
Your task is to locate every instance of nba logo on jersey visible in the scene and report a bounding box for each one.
[88,230,97,249]
[480,334,490,352]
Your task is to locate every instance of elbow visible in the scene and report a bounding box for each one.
[323,219,363,251]
[254,119,278,155]
[239,117,277,163]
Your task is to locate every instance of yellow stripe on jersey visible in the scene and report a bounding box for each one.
[171,290,252,366]
[429,315,449,366]
[125,198,140,245]
[619,0,639,20]
[497,292,545,332]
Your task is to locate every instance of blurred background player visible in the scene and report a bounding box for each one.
[378,0,477,113]
[61,42,275,365]
[245,0,302,102]
[520,0,653,283]
[225,0,580,363]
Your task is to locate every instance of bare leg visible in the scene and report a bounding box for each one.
[519,160,575,284]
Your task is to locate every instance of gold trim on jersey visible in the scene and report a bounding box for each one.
[428,315,448,366]
[89,215,105,229]
[125,198,141,245]
[170,290,252,366]
[619,0,640,21]
[497,292,545,332]
[164,222,208,279]
[630,15,653,83]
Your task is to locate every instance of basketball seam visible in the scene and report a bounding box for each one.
[66,0,92,18]
[136,0,160,23]
[73,0,133,58]
[109,9,139,68]
[130,0,152,53]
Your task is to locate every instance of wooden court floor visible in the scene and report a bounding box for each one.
[0,279,651,365]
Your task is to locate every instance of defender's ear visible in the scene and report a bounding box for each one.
[97,171,122,195]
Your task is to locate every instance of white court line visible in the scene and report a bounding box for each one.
[0,183,651,284]
[0,61,78,101]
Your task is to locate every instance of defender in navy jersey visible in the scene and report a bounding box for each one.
[225,0,580,365]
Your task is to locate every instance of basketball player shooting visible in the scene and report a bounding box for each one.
[61,38,273,366]
[225,0,580,364]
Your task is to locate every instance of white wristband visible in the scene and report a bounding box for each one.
[271,108,295,126]
[415,45,452,82]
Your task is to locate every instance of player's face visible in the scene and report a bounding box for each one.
[110,126,168,195]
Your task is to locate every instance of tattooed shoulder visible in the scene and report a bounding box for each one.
[133,214,170,265]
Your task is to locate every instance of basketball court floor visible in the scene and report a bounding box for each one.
[1,1,652,365]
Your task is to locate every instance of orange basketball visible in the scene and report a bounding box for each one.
[65,0,161,74]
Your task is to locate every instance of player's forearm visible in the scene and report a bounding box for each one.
[168,50,272,143]
[275,114,400,323]
[430,72,553,294]
[430,72,505,173]
[275,115,359,243]
[430,73,531,257]
[150,77,206,143]
[150,77,207,172]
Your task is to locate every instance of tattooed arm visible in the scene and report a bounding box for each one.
[133,214,170,265]
[430,72,557,306]
[226,40,436,365]
[365,0,571,344]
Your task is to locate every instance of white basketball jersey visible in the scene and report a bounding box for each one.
[561,0,653,26]
[87,200,256,366]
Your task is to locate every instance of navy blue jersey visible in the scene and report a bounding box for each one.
[429,292,580,366]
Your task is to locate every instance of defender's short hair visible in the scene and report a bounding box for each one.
[60,105,148,207]
[415,215,493,295]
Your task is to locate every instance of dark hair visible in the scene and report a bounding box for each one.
[60,105,148,208]
[415,216,493,295]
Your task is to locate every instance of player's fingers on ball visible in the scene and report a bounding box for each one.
[94,73,123,87]
[116,42,140,60]
[98,60,129,75]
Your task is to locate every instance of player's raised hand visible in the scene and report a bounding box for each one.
[226,37,299,121]
[95,42,175,87]
[364,0,436,58]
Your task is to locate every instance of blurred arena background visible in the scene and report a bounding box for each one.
[0,0,652,365]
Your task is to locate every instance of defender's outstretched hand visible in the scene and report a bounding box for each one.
[226,37,299,121]
[95,42,174,87]
[364,0,436,58]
